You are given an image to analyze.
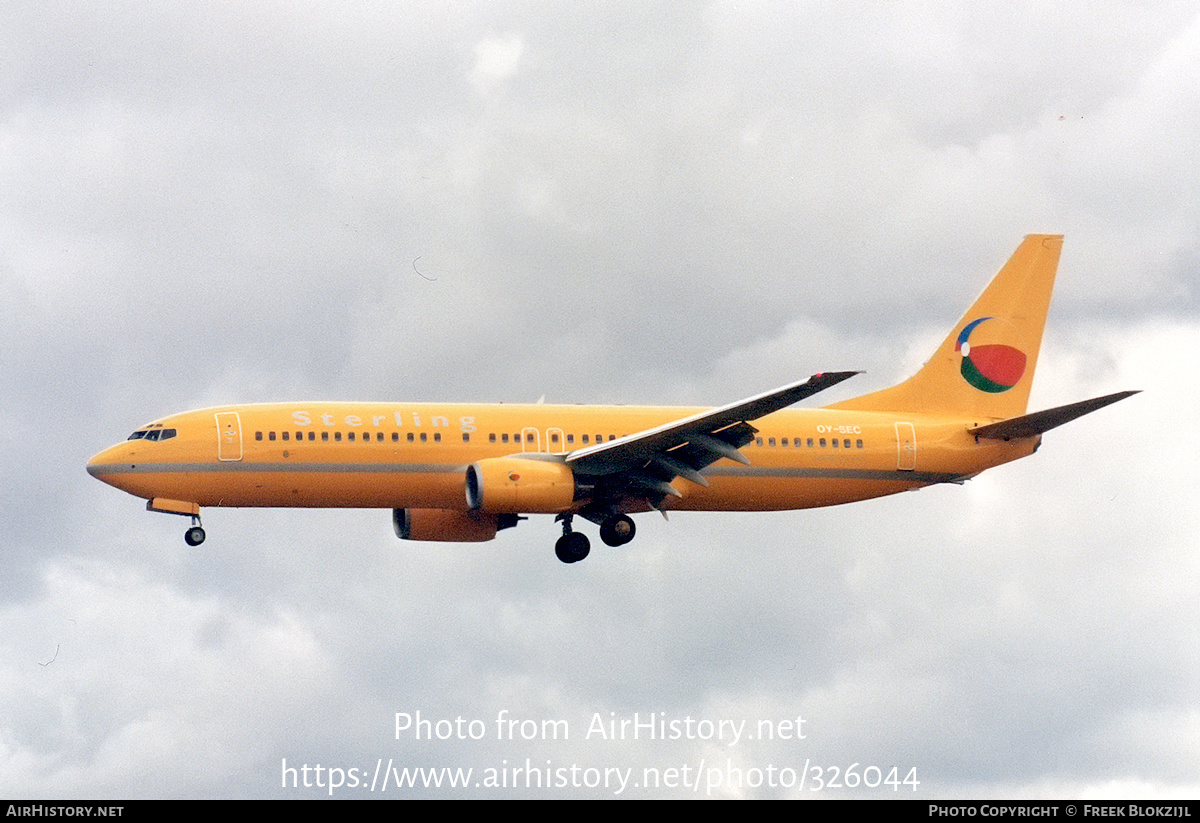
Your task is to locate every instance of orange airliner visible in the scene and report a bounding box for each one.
[88,235,1136,563]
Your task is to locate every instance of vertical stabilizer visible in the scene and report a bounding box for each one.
[828,235,1063,420]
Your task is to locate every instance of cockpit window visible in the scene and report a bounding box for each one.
[127,426,176,442]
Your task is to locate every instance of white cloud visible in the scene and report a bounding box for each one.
[469,34,524,98]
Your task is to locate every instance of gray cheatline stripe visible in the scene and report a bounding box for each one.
[88,462,466,475]
[90,461,967,485]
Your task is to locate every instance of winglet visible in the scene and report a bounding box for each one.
[969,390,1139,440]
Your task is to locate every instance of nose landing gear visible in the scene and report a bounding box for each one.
[184,514,206,546]
[146,499,207,546]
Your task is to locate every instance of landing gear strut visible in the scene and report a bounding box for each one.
[184,514,206,547]
[554,514,590,564]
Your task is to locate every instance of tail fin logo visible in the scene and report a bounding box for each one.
[955,317,1027,394]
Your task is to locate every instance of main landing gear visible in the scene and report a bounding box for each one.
[184,514,206,547]
[599,514,636,547]
[554,513,636,563]
[555,529,589,564]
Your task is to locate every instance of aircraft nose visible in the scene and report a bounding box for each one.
[87,443,129,484]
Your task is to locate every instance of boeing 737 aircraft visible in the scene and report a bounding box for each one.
[88,235,1136,563]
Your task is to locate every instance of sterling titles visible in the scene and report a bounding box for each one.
[291,410,476,433]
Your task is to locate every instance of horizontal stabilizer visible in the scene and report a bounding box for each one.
[969,390,1139,441]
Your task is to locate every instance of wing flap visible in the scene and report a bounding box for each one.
[650,452,709,487]
[683,430,754,466]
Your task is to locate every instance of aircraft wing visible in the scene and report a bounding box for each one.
[565,371,859,501]
[969,390,1139,440]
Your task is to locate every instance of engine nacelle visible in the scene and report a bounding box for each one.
[465,457,577,513]
[393,508,502,542]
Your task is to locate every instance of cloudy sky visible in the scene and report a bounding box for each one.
[2,1,1197,798]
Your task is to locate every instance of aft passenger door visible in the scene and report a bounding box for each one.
[216,412,243,461]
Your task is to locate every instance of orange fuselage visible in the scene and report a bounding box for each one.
[87,401,1035,513]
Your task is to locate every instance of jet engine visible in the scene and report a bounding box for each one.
[465,457,578,513]
[393,508,510,542]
